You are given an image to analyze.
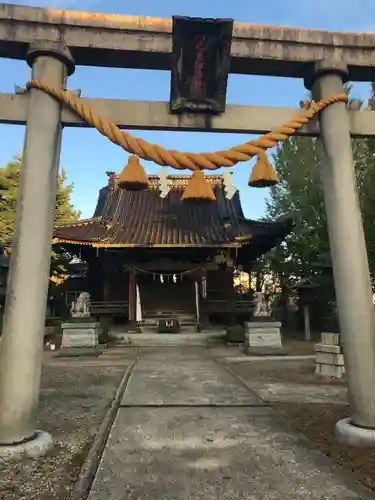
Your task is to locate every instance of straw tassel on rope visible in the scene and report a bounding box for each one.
[117,155,149,190]
[181,170,216,201]
[248,151,279,188]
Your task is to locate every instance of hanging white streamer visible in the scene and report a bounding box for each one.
[223,169,237,200]
[158,167,170,198]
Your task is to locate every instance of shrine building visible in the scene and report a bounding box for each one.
[52,166,291,333]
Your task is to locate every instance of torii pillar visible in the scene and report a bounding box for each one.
[306,61,375,445]
[0,41,74,459]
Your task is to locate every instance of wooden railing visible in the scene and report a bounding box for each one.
[91,301,129,315]
[90,300,254,316]
[205,300,254,312]
[235,301,254,310]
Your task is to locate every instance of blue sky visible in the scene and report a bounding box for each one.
[0,0,374,219]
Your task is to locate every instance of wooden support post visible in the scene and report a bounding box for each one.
[128,268,137,330]
[103,272,110,302]
[194,281,200,331]
[199,278,210,331]
[303,305,311,342]
[227,268,236,326]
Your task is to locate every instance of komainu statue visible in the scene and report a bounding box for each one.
[70,292,91,318]
[252,291,272,318]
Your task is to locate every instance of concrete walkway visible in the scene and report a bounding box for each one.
[88,348,372,499]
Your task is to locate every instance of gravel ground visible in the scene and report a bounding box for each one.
[274,403,375,492]
[0,357,131,500]
[210,338,316,359]
[227,357,344,385]
[283,338,316,356]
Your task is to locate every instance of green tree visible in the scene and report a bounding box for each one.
[266,136,329,278]
[266,85,375,284]
[357,85,375,276]
[0,156,80,247]
[264,85,375,331]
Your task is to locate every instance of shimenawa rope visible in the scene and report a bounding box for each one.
[26,80,347,172]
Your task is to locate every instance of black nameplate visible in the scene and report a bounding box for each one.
[170,16,233,115]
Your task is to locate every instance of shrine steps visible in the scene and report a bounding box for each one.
[109,330,226,347]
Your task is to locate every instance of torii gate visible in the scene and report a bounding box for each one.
[1,3,375,457]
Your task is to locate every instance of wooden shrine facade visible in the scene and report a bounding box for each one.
[53,173,292,330]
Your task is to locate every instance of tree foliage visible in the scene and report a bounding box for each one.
[263,85,375,331]
[265,84,375,288]
[0,156,80,247]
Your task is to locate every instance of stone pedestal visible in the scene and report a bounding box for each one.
[59,321,101,356]
[243,321,285,355]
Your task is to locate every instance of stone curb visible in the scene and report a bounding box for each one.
[208,353,270,407]
[70,360,136,500]
[224,355,316,362]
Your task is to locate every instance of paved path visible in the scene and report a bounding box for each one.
[88,348,372,500]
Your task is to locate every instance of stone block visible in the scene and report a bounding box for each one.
[61,321,100,349]
[321,332,340,346]
[244,322,284,355]
[316,363,345,378]
[316,352,344,366]
[314,343,341,354]
[226,325,245,343]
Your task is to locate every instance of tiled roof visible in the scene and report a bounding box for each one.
[54,174,291,249]
[53,218,106,244]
